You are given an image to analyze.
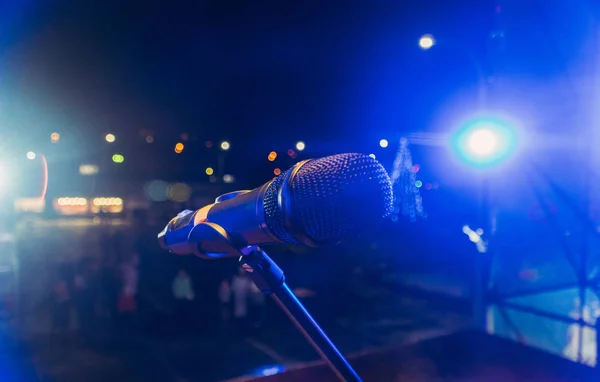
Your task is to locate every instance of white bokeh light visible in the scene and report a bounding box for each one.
[419,34,435,50]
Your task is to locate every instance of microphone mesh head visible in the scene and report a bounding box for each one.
[263,153,394,245]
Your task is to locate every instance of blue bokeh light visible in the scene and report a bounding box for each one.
[451,117,519,168]
[251,364,286,377]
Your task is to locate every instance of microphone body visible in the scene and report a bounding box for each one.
[158,153,393,258]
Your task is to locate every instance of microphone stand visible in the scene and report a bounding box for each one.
[241,247,362,382]
[158,216,362,381]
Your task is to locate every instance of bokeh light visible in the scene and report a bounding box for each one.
[79,164,99,175]
[112,154,125,163]
[251,365,286,377]
[268,151,277,161]
[105,133,116,143]
[58,197,87,206]
[220,141,230,151]
[223,174,235,183]
[369,153,376,159]
[145,135,154,143]
[295,141,305,151]
[205,167,214,176]
[451,117,519,168]
[174,142,184,154]
[168,182,192,202]
[50,132,60,143]
[144,180,170,202]
[419,34,435,49]
[274,168,281,176]
[92,197,122,206]
[26,151,36,160]
[379,139,388,148]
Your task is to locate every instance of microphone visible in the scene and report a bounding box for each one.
[158,153,394,258]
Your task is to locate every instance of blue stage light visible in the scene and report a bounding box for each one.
[451,117,518,168]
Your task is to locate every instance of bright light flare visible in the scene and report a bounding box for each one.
[295,141,305,151]
[379,139,388,148]
[468,129,498,155]
[0,164,9,192]
[419,34,435,50]
[220,141,230,151]
[451,117,519,168]
[26,151,36,160]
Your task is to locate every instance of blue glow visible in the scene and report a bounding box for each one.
[250,364,286,377]
[451,117,518,168]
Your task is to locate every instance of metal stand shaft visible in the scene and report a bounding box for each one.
[240,248,362,382]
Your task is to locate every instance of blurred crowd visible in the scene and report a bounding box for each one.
[45,226,268,347]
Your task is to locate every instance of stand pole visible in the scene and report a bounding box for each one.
[240,248,362,382]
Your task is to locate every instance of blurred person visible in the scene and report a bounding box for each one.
[73,259,97,342]
[52,279,71,344]
[218,279,232,325]
[117,254,139,336]
[231,268,251,329]
[248,281,266,329]
[100,255,119,321]
[172,269,194,331]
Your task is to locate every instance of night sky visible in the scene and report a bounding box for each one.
[0,0,596,186]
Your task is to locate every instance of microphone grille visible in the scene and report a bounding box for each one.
[264,153,394,245]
